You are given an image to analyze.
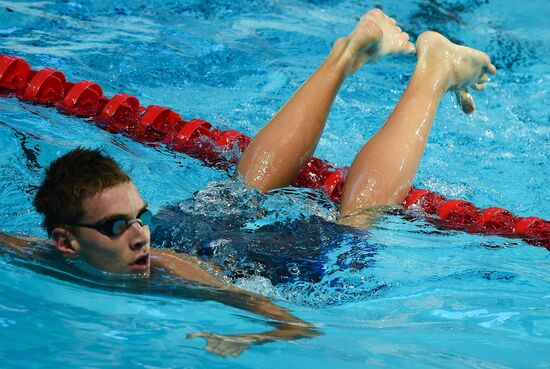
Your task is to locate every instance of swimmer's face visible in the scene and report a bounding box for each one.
[54,181,151,276]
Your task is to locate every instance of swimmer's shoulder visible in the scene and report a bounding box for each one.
[150,248,227,287]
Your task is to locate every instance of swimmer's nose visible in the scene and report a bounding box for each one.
[128,218,147,233]
[128,220,149,251]
[130,239,148,251]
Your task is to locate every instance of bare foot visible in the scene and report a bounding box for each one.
[416,31,497,113]
[338,9,416,75]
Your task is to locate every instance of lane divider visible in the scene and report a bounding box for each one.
[1,54,548,249]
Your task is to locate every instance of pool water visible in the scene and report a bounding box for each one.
[0,0,549,367]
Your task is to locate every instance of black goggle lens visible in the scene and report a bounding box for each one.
[98,209,153,236]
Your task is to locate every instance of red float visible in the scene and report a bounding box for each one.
[437,200,482,229]
[62,80,104,116]
[0,55,30,90]
[0,54,547,250]
[97,93,141,132]
[479,207,517,235]
[171,118,212,151]
[24,68,66,103]
[135,105,182,142]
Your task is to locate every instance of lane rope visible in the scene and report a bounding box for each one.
[1,54,548,249]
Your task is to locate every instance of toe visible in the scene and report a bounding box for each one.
[478,74,489,84]
[367,8,383,18]
[487,63,497,75]
[455,88,476,114]
[472,83,486,91]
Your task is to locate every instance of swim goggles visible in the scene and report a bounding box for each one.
[68,208,153,237]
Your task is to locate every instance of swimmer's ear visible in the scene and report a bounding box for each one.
[51,227,80,258]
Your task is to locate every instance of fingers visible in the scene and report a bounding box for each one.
[205,340,235,358]
[187,331,213,340]
[187,331,206,339]
[455,88,476,114]
[202,335,237,358]
[486,63,497,75]
[188,332,230,357]
[207,339,248,358]
[188,332,249,358]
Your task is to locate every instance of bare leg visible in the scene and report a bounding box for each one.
[339,31,497,217]
[237,9,415,192]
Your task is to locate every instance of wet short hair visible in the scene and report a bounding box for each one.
[33,148,131,236]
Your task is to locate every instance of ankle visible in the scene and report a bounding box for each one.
[326,37,357,73]
[329,37,352,62]
[413,59,452,92]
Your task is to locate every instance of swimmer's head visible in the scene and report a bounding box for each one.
[33,148,151,276]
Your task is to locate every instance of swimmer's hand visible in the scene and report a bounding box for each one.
[185,276,320,357]
[187,332,257,358]
[188,323,321,358]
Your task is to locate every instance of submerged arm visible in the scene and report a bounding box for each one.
[151,249,320,357]
[0,231,46,255]
[188,284,320,358]
[0,231,27,249]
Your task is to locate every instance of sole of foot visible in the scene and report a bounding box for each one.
[343,9,416,74]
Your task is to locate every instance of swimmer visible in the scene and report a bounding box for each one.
[0,9,495,358]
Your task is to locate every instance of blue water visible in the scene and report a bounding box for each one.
[1,0,549,368]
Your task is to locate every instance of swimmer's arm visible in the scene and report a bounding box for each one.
[0,231,25,249]
[0,231,45,254]
[151,249,320,357]
[187,286,320,358]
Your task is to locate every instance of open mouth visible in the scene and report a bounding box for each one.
[130,254,150,270]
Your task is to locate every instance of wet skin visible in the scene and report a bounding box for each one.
[52,181,152,275]
[0,7,497,358]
